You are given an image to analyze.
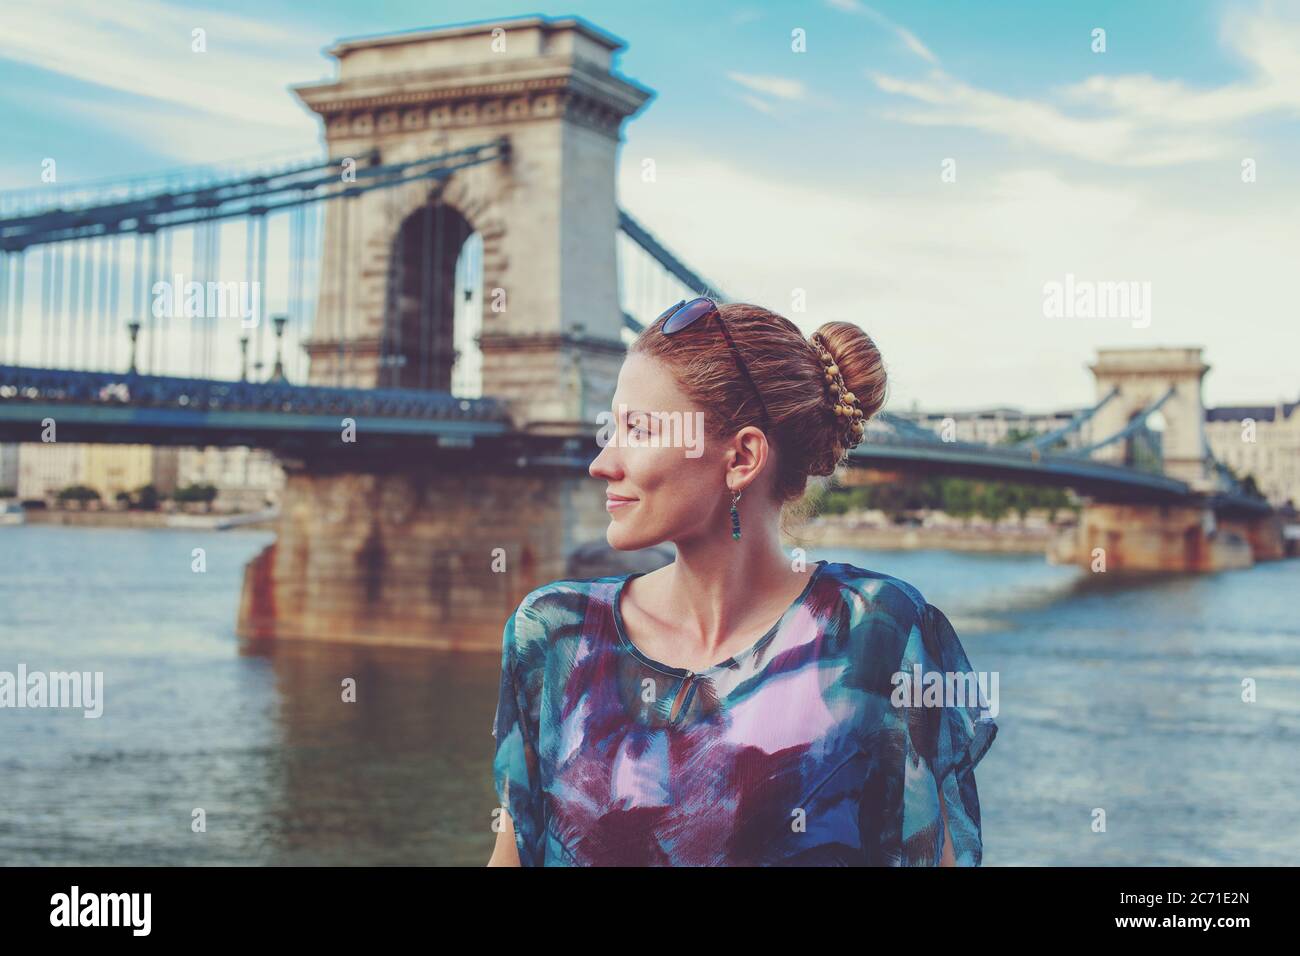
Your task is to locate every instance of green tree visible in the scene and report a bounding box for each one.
[57,484,100,507]
[173,482,219,512]
[131,484,161,511]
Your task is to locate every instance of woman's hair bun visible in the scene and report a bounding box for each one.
[806,321,887,475]
[628,301,887,501]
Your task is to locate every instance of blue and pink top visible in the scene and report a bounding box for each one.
[491,559,997,866]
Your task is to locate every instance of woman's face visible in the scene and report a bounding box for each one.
[588,353,734,551]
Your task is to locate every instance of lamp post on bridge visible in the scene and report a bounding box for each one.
[126,320,141,375]
[270,314,288,384]
[239,335,250,382]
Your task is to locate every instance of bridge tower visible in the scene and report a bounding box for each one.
[292,15,650,432]
[238,17,659,650]
[1088,347,1212,489]
[1058,346,1283,572]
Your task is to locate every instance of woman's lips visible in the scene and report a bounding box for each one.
[606,496,637,512]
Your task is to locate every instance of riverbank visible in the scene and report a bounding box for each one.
[15,508,277,531]
[789,515,1058,553]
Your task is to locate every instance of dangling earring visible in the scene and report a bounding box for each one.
[730,489,742,541]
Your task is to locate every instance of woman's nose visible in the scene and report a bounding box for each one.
[589,439,617,478]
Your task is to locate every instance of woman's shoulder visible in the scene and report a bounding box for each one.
[506,571,631,642]
[816,560,932,624]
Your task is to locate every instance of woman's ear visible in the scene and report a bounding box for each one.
[726,425,770,485]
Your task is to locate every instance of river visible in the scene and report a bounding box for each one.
[1,525,1296,865]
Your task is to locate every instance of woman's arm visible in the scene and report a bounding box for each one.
[938,790,957,866]
[486,808,522,866]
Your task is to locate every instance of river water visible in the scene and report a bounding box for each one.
[1,525,1296,865]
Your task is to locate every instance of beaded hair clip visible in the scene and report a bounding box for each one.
[809,332,866,453]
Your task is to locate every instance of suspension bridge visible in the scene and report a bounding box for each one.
[0,15,1282,649]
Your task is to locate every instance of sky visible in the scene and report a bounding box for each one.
[0,0,1297,412]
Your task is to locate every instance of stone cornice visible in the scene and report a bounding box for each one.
[327,16,628,58]
[294,57,651,140]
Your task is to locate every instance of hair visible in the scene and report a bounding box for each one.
[629,300,888,507]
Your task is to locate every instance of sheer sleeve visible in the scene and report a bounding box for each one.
[491,599,546,866]
[868,600,997,866]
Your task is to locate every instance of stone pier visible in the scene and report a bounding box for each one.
[1218,514,1286,562]
[237,458,611,649]
[1049,502,1283,573]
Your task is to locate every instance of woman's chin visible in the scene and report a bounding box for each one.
[606,525,655,552]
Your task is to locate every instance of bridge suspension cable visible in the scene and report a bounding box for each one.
[1017,385,1120,451]
[0,139,510,253]
[1063,385,1176,458]
[874,411,948,443]
[0,140,506,385]
[617,208,731,335]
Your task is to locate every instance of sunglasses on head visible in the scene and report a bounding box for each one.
[656,296,772,428]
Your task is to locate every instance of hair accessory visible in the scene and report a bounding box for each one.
[809,332,866,452]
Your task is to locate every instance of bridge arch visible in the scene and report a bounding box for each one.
[380,193,477,393]
[1123,407,1164,471]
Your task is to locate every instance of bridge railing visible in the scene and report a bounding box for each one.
[0,363,511,422]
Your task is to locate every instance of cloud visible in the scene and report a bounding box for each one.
[735,93,774,115]
[871,6,1300,167]
[618,154,1300,409]
[36,88,316,165]
[0,0,325,132]
[894,27,939,66]
[825,0,939,65]
[872,70,1234,166]
[726,72,806,101]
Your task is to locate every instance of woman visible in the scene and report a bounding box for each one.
[487,296,997,866]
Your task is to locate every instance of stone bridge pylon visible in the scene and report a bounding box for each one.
[292,14,650,432]
[1055,347,1282,572]
[1087,347,1212,489]
[239,16,654,649]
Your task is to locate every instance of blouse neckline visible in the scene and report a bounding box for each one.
[612,560,829,679]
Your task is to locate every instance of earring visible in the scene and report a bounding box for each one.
[730,489,742,540]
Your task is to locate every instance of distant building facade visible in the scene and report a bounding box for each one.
[1204,398,1300,508]
[85,445,154,500]
[891,406,1083,448]
[11,443,284,510]
[177,446,285,512]
[16,443,153,501]
[17,443,86,500]
[151,446,180,497]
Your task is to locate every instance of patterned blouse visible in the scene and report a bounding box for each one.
[491,559,997,866]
